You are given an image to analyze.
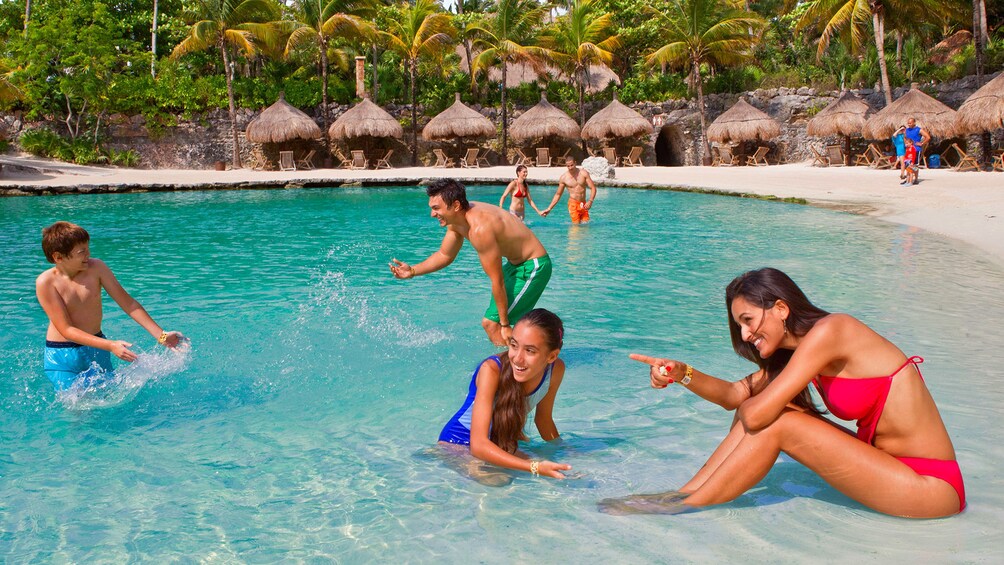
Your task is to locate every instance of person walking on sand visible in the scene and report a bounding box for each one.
[542,156,597,224]
[499,164,543,222]
[390,179,552,346]
[904,117,930,184]
[892,125,907,180]
[902,138,919,186]
[35,221,187,391]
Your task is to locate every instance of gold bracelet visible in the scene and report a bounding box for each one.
[158,331,169,345]
[680,364,693,386]
[530,460,540,477]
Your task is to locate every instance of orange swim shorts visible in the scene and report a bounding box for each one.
[568,198,590,223]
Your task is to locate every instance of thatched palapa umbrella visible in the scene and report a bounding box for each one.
[707,99,781,144]
[328,95,404,141]
[246,92,322,144]
[955,72,1004,135]
[581,92,652,141]
[422,93,496,140]
[807,91,873,165]
[862,83,958,139]
[509,93,580,142]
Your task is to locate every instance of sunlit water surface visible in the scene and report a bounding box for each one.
[1,186,1002,562]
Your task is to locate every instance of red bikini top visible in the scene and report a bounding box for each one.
[813,356,924,445]
[513,181,527,198]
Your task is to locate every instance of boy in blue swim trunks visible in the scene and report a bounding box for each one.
[390,179,552,346]
[35,222,186,390]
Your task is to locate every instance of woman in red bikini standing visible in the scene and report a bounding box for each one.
[499,165,543,222]
[601,267,964,518]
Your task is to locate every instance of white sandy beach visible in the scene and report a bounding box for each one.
[3,155,1002,267]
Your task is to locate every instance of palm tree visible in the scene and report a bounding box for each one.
[283,0,375,146]
[172,0,281,168]
[794,0,940,105]
[541,0,620,127]
[380,0,454,165]
[647,0,764,164]
[467,0,551,157]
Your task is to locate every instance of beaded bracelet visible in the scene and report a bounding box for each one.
[530,461,540,477]
[158,331,169,345]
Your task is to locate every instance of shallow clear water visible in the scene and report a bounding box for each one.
[1,186,1002,561]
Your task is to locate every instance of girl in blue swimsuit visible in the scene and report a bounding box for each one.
[438,308,571,483]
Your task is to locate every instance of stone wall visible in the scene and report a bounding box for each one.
[3,73,999,169]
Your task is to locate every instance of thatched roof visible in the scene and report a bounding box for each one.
[422,93,496,140]
[245,92,322,143]
[581,92,652,140]
[455,46,619,93]
[955,72,1004,135]
[807,91,873,138]
[509,93,581,141]
[862,83,958,139]
[328,96,403,140]
[707,99,781,143]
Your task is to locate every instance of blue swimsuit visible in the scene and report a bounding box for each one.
[439,356,553,445]
[43,332,113,390]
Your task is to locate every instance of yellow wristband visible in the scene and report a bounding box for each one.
[530,461,540,476]
[158,331,169,345]
[680,364,693,386]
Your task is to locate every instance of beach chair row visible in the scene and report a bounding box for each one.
[812,142,1003,172]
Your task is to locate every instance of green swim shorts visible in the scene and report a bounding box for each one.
[484,254,553,324]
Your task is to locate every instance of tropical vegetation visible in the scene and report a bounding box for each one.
[0,0,999,165]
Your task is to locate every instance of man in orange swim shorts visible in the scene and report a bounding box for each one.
[542,156,597,224]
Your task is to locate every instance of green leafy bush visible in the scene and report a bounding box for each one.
[18,128,64,157]
[619,69,688,103]
[108,148,140,167]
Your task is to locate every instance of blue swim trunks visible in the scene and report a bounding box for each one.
[43,332,113,390]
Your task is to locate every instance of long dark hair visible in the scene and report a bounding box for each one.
[725,268,829,412]
[490,309,563,453]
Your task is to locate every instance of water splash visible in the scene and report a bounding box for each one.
[57,342,192,410]
[301,270,449,347]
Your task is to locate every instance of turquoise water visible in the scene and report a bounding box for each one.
[1,186,1002,561]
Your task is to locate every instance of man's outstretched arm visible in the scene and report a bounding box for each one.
[390,229,464,279]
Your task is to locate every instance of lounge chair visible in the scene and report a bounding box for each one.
[536,147,551,167]
[279,150,296,171]
[514,148,534,166]
[432,148,454,168]
[825,145,845,166]
[476,148,490,167]
[559,147,572,162]
[333,148,352,169]
[716,144,738,166]
[460,148,483,168]
[374,149,394,169]
[297,149,316,170]
[349,149,368,170]
[601,147,617,166]
[854,143,882,167]
[994,151,1004,172]
[710,146,722,166]
[247,149,268,171]
[622,146,643,167]
[946,143,980,172]
[746,146,770,166]
[810,145,828,167]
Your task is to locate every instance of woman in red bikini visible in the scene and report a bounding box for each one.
[499,165,543,222]
[601,267,964,518]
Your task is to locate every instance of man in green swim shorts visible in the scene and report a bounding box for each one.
[390,179,552,346]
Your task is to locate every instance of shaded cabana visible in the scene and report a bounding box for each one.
[707,99,781,145]
[807,91,874,165]
[246,92,323,144]
[581,92,652,144]
[245,92,323,169]
[955,72,1004,135]
[510,93,580,162]
[328,95,404,141]
[862,83,958,140]
[422,93,496,163]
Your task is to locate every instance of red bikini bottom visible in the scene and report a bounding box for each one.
[897,456,966,512]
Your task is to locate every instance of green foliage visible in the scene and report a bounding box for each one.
[18,129,66,158]
[619,68,688,103]
[18,127,136,166]
[705,67,764,95]
[108,148,141,167]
